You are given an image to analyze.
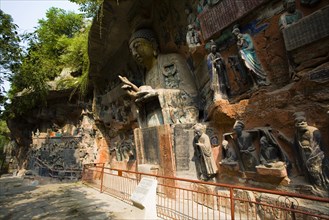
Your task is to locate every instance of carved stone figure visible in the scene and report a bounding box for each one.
[197,0,207,14]
[221,140,237,164]
[232,120,259,171]
[185,7,199,29]
[228,55,253,90]
[232,27,270,88]
[259,136,280,167]
[207,40,230,99]
[292,112,329,189]
[119,140,135,161]
[193,123,218,181]
[279,0,303,81]
[279,0,303,30]
[186,24,201,49]
[119,28,198,127]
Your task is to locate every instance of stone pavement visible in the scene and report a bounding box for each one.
[0,176,149,220]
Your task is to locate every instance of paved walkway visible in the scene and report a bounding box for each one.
[0,176,148,220]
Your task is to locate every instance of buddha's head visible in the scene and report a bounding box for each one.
[129,29,159,69]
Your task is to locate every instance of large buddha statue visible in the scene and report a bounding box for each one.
[119,28,199,127]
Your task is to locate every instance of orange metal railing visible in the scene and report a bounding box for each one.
[82,163,329,220]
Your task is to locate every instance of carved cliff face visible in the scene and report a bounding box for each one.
[129,38,157,70]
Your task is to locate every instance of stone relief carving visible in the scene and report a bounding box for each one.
[279,0,303,30]
[228,55,253,93]
[197,0,208,14]
[259,135,282,167]
[279,0,303,81]
[278,112,329,190]
[185,5,199,30]
[221,140,237,164]
[232,120,260,172]
[186,24,201,49]
[232,26,270,88]
[111,138,135,162]
[207,40,230,100]
[193,123,218,181]
[30,139,82,170]
[221,124,291,179]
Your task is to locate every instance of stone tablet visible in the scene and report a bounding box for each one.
[131,177,158,209]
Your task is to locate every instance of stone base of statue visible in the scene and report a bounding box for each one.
[256,161,288,178]
[219,161,239,171]
[192,183,217,209]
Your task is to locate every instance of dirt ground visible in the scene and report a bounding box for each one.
[0,176,150,220]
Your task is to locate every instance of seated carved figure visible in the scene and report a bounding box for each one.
[259,136,281,167]
[232,120,260,172]
[119,28,198,127]
[221,140,237,164]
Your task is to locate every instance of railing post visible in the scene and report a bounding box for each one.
[230,187,235,220]
[100,163,105,193]
[291,202,296,220]
[81,164,86,181]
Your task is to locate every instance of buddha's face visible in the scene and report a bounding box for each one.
[129,38,155,66]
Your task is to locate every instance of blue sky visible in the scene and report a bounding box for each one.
[1,0,80,34]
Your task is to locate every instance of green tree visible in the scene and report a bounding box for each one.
[7,7,87,117]
[69,0,103,18]
[0,119,10,172]
[0,10,22,106]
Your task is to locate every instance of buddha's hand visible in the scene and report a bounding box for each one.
[118,75,139,97]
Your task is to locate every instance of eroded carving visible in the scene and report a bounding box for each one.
[232,120,260,172]
[207,40,230,100]
[193,123,218,181]
[278,112,329,190]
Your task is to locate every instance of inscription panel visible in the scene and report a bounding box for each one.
[142,127,160,165]
[198,0,266,40]
[174,124,194,171]
[283,6,329,51]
